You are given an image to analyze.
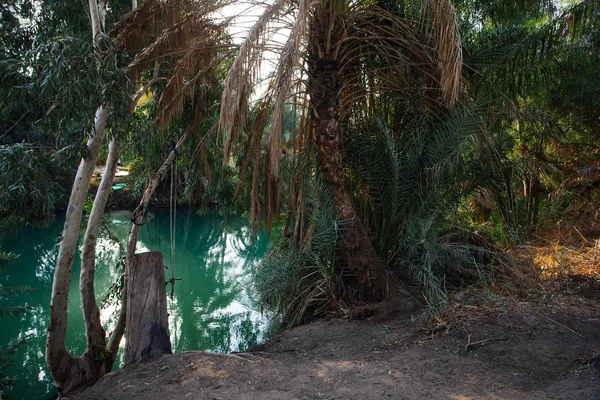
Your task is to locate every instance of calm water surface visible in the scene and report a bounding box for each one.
[0,209,269,399]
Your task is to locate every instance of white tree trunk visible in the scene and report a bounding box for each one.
[46,105,108,389]
[88,0,103,40]
[80,139,121,354]
[46,0,110,392]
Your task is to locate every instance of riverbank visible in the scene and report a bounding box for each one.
[0,210,269,400]
[90,164,208,211]
[72,289,600,400]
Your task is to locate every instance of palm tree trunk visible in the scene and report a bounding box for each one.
[307,4,389,300]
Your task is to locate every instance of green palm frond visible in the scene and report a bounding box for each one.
[255,175,340,328]
[465,0,600,100]
[344,103,504,310]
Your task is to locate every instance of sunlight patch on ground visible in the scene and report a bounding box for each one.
[530,241,600,279]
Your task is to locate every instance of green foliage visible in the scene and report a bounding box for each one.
[0,251,32,399]
[452,0,600,243]
[25,34,133,146]
[0,0,598,356]
[83,194,94,215]
[0,2,133,235]
[344,111,498,311]
[546,44,600,135]
[0,338,26,399]
[255,106,502,317]
[0,0,35,59]
[93,347,112,362]
[255,178,339,328]
[123,83,225,211]
[0,143,75,232]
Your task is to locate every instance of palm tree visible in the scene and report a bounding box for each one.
[454,0,600,240]
[219,0,463,300]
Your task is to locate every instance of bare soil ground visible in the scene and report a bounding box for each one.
[73,288,600,400]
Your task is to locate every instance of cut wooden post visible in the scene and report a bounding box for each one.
[125,251,172,364]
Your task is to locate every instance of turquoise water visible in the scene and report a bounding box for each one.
[0,209,269,399]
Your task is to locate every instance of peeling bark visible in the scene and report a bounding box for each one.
[80,138,121,370]
[46,105,108,393]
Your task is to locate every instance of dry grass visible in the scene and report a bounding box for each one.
[427,221,600,329]
[529,240,600,280]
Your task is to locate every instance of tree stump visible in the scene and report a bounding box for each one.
[125,251,172,364]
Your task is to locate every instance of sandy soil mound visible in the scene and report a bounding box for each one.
[72,296,599,400]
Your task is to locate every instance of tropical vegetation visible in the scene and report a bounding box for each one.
[0,0,598,396]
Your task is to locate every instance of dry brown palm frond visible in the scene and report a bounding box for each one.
[112,0,232,128]
[263,148,280,233]
[186,110,216,183]
[113,0,228,52]
[250,140,262,238]
[219,0,292,167]
[240,101,272,236]
[195,131,213,182]
[237,103,271,195]
[423,0,463,105]
[335,10,429,114]
[333,5,462,114]
[266,0,311,179]
[284,91,311,245]
[127,12,229,83]
[156,47,230,128]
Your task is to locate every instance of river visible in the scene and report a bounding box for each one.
[0,209,270,399]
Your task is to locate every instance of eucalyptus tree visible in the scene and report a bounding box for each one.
[0,0,86,230]
[45,0,131,393]
[220,0,463,300]
[45,0,229,394]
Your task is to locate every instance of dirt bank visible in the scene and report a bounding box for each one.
[73,293,599,400]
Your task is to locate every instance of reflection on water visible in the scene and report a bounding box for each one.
[0,209,269,399]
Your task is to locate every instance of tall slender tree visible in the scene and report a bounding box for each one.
[45,0,112,392]
[45,0,229,393]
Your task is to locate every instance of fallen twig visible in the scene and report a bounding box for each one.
[465,336,509,352]
[537,312,585,339]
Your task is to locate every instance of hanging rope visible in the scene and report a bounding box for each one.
[166,154,182,300]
